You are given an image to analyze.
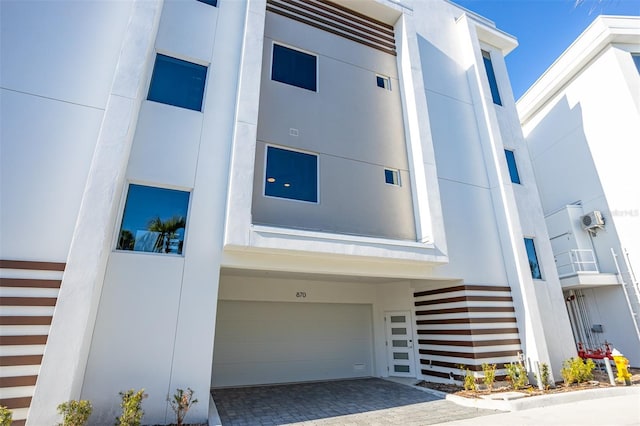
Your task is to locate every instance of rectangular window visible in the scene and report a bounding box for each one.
[524,238,542,279]
[271,44,317,92]
[376,75,391,90]
[147,54,207,111]
[504,149,521,184]
[632,54,640,73]
[265,146,318,203]
[117,184,190,255]
[385,169,400,185]
[482,50,502,106]
[197,0,217,6]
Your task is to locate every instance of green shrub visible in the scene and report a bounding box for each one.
[169,388,198,426]
[116,389,146,426]
[482,363,497,391]
[561,357,595,385]
[504,361,528,390]
[536,362,551,390]
[459,365,477,391]
[0,406,12,426]
[57,400,92,426]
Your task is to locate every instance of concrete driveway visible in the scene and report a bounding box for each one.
[211,378,497,425]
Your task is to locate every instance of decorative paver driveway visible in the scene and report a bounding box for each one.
[212,378,497,425]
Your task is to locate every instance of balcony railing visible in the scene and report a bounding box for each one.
[554,249,599,278]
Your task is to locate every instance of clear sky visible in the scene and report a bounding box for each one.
[453,0,640,99]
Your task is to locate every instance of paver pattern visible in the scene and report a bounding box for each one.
[212,378,498,425]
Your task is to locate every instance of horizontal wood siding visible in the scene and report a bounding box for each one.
[414,284,522,384]
[0,259,64,423]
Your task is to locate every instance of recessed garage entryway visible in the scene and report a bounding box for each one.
[212,301,373,387]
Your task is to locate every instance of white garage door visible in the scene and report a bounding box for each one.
[212,301,373,387]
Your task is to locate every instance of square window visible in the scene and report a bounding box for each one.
[385,169,400,185]
[482,50,502,106]
[197,0,217,6]
[265,146,318,203]
[376,75,391,90]
[147,54,207,111]
[271,44,317,92]
[524,237,542,280]
[504,149,521,184]
[117,184,190,255]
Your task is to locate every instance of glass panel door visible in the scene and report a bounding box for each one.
[385,311,414,377]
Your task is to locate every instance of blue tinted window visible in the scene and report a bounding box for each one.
[524,238,542,279]
[197,0,217,6]
[272,44,317,91]
[265,147,318,202]
[482,50,502,106]
[504,150,521,184]
[118,184,190,255]
[385,169,399,185]
[633,54,640,73]
[148,54,207,111]
[377,76,386,88]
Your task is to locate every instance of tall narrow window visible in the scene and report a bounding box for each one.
[271,44,317,92]
[504,149,521,184]
[147,54,208,111]
[117,185,190,255]
[482,50,502,106]
[524,238,542,279]
[632,54,640,73]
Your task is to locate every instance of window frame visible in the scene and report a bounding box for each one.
[270,42,319,92]
[115,183,191,256]
[376,74,391,90]
[481,49,502,106]
[263,144,320,204]
[384,168,401,186]
[524,237,542,280]
[147,53,208,112]
[504,149,521,184]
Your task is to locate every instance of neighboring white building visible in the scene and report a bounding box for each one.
[1,0,576,424]
[519,16,640,368]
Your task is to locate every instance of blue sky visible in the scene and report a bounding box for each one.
[454,0,640,99]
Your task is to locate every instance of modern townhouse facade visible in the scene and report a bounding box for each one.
[1,0,576,424]
[518,16,640,368]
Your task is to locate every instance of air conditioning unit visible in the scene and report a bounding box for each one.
[581,210,605,231]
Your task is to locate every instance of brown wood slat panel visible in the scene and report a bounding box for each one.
[0,316,52,325]
[415,295,513,306]
[0,297,57,307]
[421,359,482,371]
[0,260,65,271]
[312,0,394,31]
[418,338,521,347]
[416,317,516,325]
[0,355,43,366]
[419,348,520,359]
[276,0,395,42]
[267,6,397,56]
[421,369,451,379]
[417,328,519,336]
[0,278,62,288]
[0,335,48,345]
[414,285,511,298]
[0,396,31,409]
[0,375,38,387]
[416,306,515,316]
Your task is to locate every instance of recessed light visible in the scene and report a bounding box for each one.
[267,177,276,183]
[284,183,291,187]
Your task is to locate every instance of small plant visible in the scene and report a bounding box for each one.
[116,389,147,426]
[504,361,528,390]
[459,365,477,391]
[57,400,92,426]
[0,405,12,426]
[561,357,595,385]
[536,362,551,390]
[481,363,497,391]
[169,388,198,426]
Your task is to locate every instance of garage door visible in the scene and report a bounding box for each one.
[211,301,373,387]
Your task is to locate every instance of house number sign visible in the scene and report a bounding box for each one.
[296,291,307,298]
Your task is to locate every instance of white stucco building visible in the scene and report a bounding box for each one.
[1,0,577,424]
[518,16,640,368]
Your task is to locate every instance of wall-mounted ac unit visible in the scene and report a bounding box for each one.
[581,210,605,231]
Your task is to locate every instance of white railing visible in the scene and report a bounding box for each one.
[555,249,599,277]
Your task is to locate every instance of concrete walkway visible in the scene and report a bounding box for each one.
[211,378,497,425]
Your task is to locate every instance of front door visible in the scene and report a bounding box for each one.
[385,311,415,377]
